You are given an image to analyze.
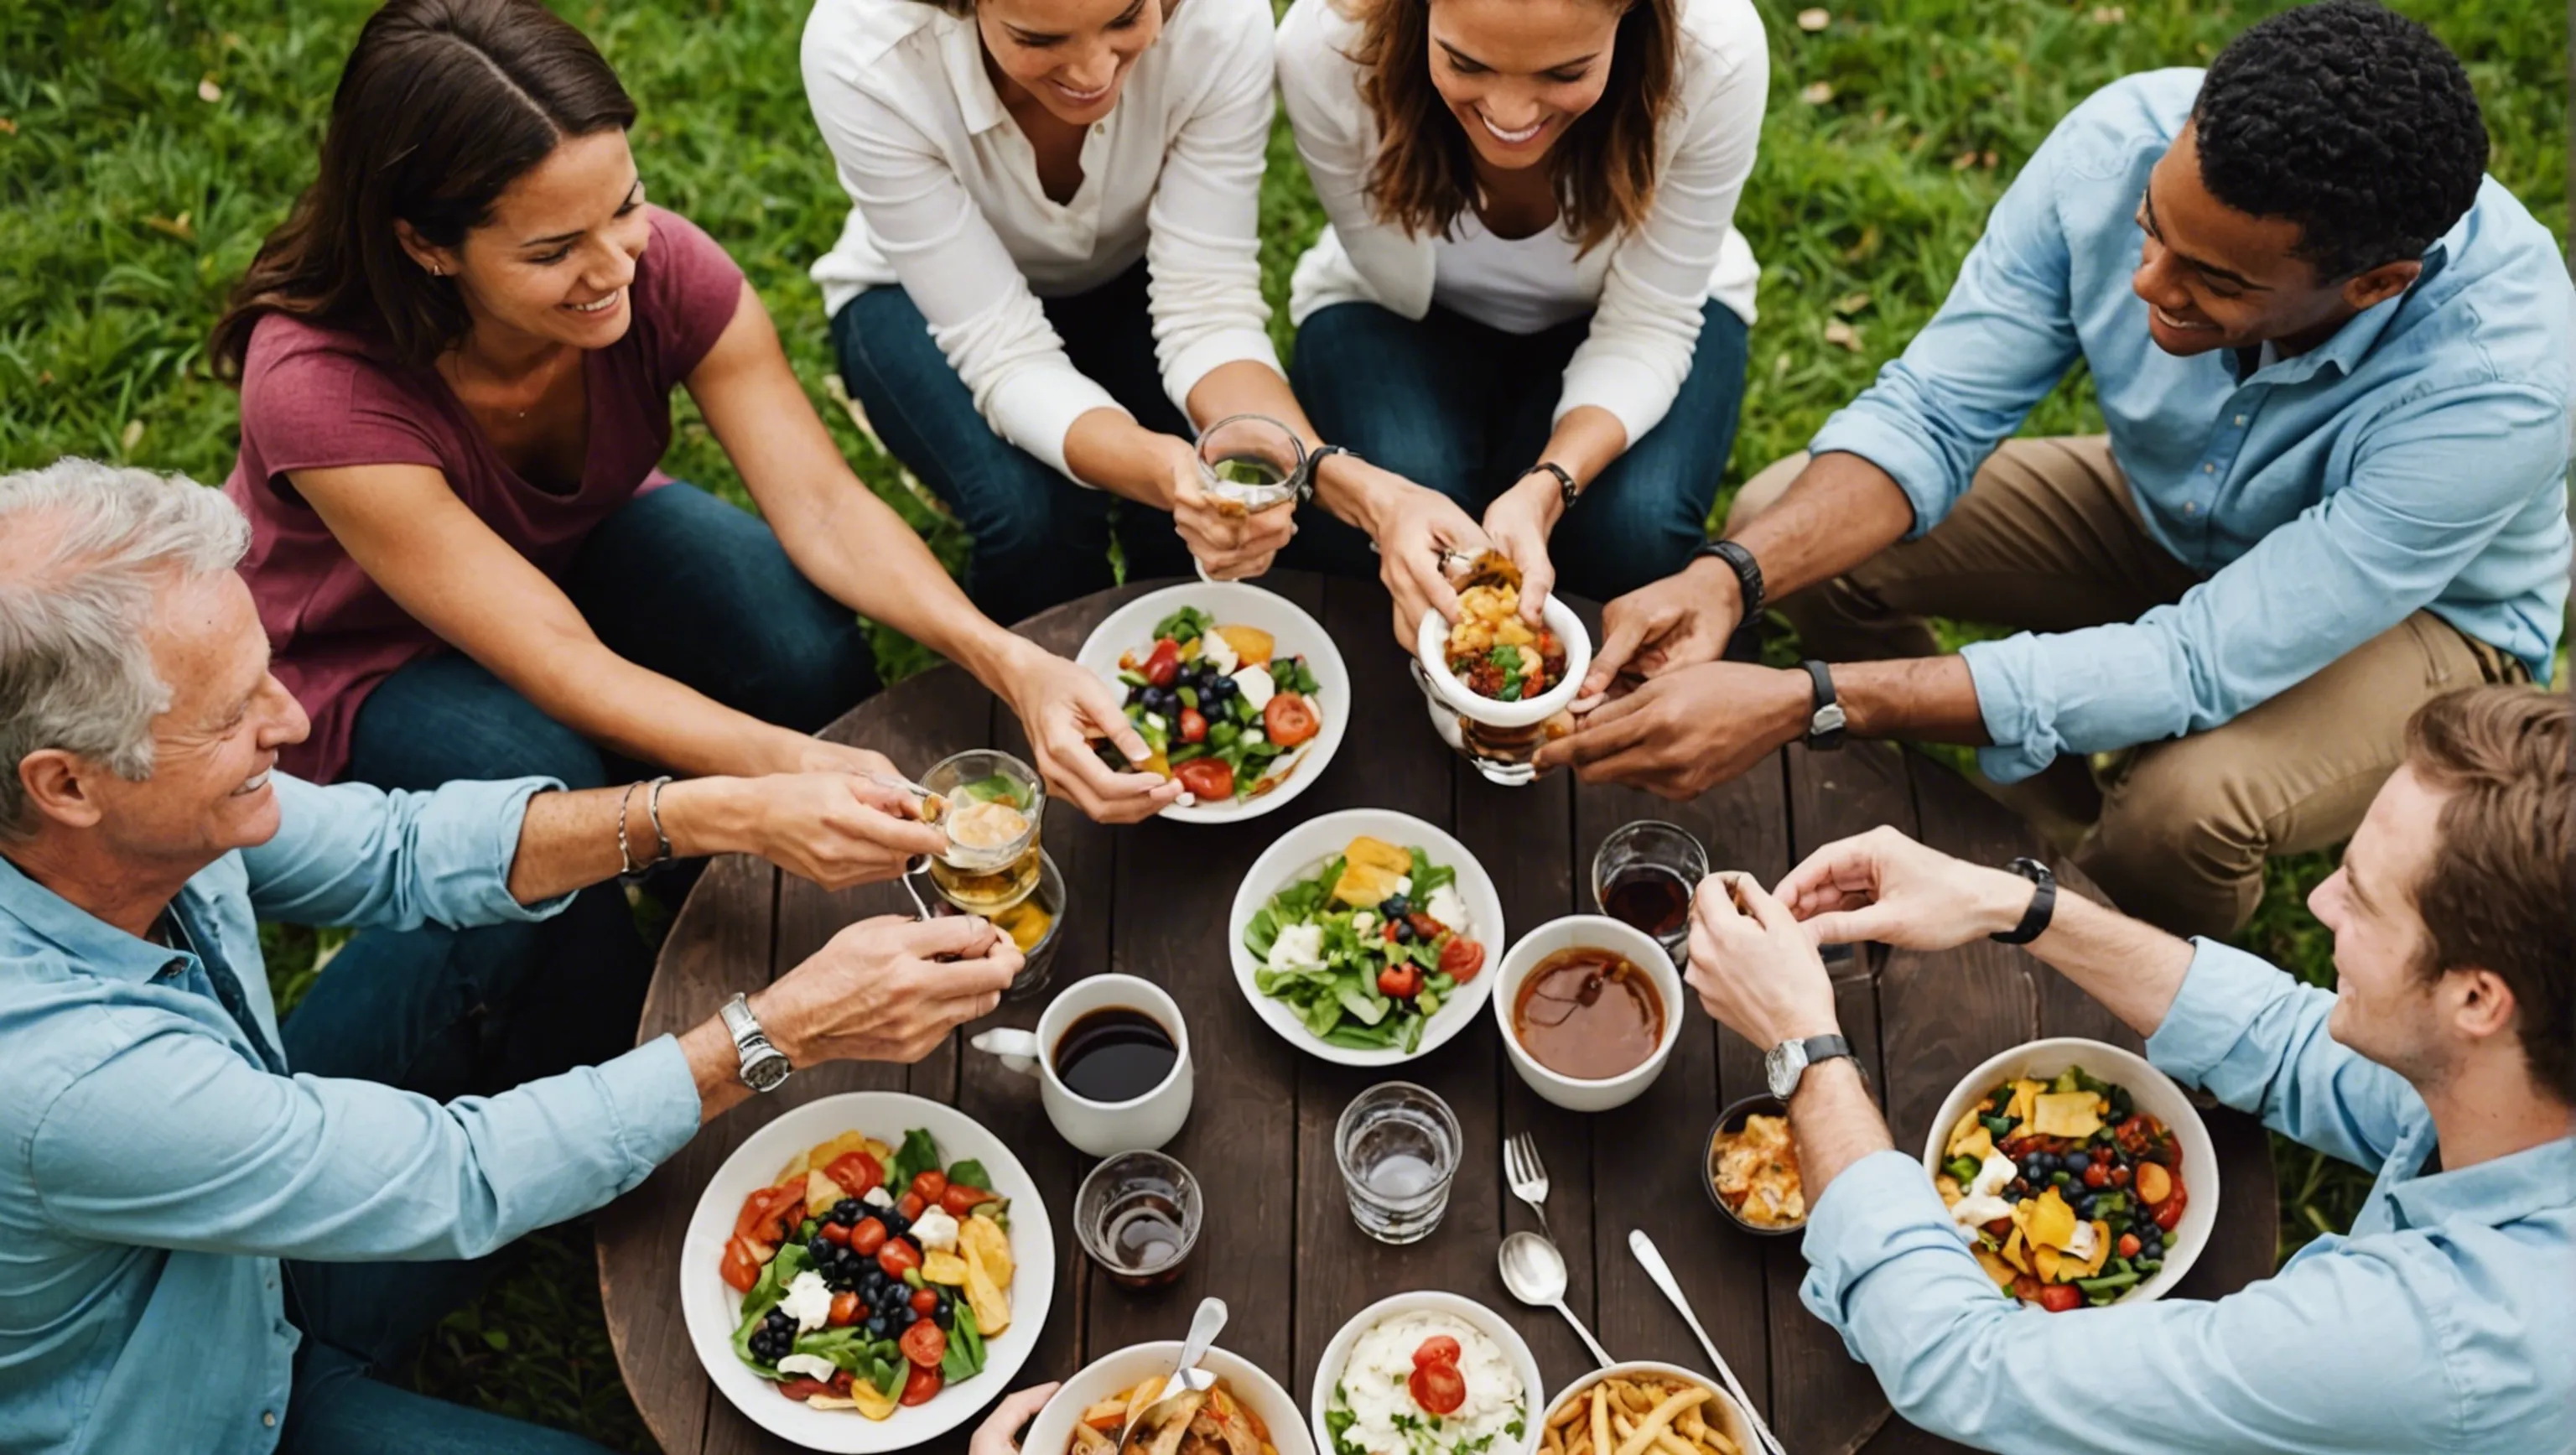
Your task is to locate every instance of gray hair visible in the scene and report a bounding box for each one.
[0,460,252,839]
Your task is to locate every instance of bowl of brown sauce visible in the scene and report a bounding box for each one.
[1492,915,1683,1111]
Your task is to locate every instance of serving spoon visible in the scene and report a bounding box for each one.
[1119,1296,1228,1454]
[1498,1231,1613,1369]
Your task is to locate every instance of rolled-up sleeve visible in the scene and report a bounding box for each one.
[242,774,569,931]
[1143,0,1285,413]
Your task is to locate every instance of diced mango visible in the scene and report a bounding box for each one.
[1935,1175,1962,1204]
[1972,1245,2018,1288]
[2080,1220,2114,1278]
[805,1170,847,1212]
[2026,1187,2079,1250]
[1214,625,1275,666]
[1330,836,1413,907]
[849,1382,899,1421]
[2006,1078,2046,1129]
[1952,1124,1995,1165]
[2001,1228,2031,1274]
[922,1250,971,1286]
[2033,1245,2062,1282]
[2136,1161,2173,1205]
[1947,1106,1987,1157]
[2031,1091,2105,1140]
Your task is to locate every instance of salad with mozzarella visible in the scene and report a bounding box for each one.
[720,1126,1015,1416]
[1108,605,1323,805]
[1244,834,1487,1053]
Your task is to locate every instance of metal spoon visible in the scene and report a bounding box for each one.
[1497,1231,1613,1369]
[1119,1296,1228,1453]
[1627,1230,1785,1455]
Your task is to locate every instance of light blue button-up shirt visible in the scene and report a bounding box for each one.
[1810,69,2573,782]
[1799,941,2575,1452]
[0,775,703,1455]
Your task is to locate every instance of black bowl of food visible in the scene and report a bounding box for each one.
[1704,1093,1805,1235]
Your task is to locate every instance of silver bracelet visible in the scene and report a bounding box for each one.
[615,781,647,877]
[644,775,675,866]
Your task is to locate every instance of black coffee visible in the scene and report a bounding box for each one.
[1052,1006,1177,1103]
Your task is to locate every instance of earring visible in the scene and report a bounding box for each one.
[426,263,445,278]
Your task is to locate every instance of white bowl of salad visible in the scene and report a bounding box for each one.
[1077,581,1349,824]
[1311,1291,1540,1455]
[681,1091,1055,1452]
[1228,808,1506,1066]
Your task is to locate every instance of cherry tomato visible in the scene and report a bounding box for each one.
[901,1318,948,1369]
[2153,1186,2188,1232]
[1175,758,1235,802]
[2108,1164,2132,1188]
[1408,1361,1467,1416]
[911,1287,943,1317]
[719,1237,762,1292]
[1378,965,1423,999]
[901,1364,945,1406]
[1382,922,1402,943]
[779,1376,837,1402]
[825,1151,884,1197]
[2037,1283,2085,1313]
[1178,707,1208,744]
[735,1185,802,1245]
[1437,937,1485,982]
[2116,1232,2142,1260]
[898,1192,928,1222]
[818,1219,851,1246]
[2081,1162,2108,1188]
[911,1170,949,1205]
[850,1217,889,1255]
[1407,913,1446,941]
[2010,1274,2045,1305]
[2091,1145,2115,1165]
[829,1291,862,1327]
[878,1238,923,1280]
[941,1184,997,1216]
[1264,694,1319,747]
[1412,1337,1462,1369]
[1144,639,1182,689]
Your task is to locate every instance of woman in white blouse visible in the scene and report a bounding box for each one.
[1277,0,1767,609]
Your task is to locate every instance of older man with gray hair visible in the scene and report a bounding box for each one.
[0,460,1022,1455]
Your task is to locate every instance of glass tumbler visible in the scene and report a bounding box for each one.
[1592,819,1709,962]
[1075,1150,1203,1287]
[1334,1081,1462,1245]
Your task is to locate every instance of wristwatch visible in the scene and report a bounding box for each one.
[1300,443,1357,505]
[718,993,793,1094]
[1691,539,1766,621]
[1799,659,1847,751]
[1990,857,2059,945]
[1522,460,1580,512]
[1765,1033,1856,1100]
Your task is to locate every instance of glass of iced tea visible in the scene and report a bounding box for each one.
[1074,1151,1203,1287]
[919,749,1045,915]
[1592,820,1708,962]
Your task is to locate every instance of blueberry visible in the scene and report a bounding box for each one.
[2064,1151,2094,1175]
[2019,1156,2049,1182]
[933,1304,954,1329]
[833,1198,864,1224]
[1378,896,1408,918]
[866,1314,891,1338]
[2002,1187,2024,1203]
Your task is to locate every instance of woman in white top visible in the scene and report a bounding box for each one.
[1277,0,1767,609]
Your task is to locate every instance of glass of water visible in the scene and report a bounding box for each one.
[1335,1081,1462,1245]
[1075,1151,1203,1287]
[1196,413,1304,514]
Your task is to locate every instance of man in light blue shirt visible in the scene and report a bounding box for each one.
[1544,0,2570,938]
[1682,682,2573,1452]
[0,460,1024,1455]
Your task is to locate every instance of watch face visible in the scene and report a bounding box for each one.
[1814,702,1848,735]
[1764,1040,1806,1100]
[743,1048,792,1094]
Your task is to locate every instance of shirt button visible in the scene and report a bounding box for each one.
[262,1411,277,1428]
[2201,463,2215,473]
[2184,502,2199,517]
[2233,414,2247,426]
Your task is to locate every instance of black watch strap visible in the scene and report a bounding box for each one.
[1991,857,2058,945]
[1524,460,1580,511]
[1300,443,1355,504]
[1694,538,1766,621]
[1800,659,1846,751]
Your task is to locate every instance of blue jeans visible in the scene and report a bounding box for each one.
[1285,299,1750,600]
[832,261,1197,625]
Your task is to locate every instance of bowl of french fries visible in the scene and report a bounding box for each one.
[1539,1364,1750,1455]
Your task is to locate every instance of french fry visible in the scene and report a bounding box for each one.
[1611,1387,1707,1455]
[1591,1388,1613,1455]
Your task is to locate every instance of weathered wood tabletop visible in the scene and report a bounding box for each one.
[597,570,2277,1455]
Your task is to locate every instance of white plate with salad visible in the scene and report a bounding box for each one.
[682,1091,1055,1452]
[1075,581,1349,824]
[1228,808,1506,1065]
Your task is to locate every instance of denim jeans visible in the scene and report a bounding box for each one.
[1285,299,1751,601]
[832,261,1198,625]
[277,481,880,1451]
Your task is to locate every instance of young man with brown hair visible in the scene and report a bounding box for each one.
[1683,683,2572,1452]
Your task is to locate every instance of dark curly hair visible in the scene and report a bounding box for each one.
[2192,0,2486,282]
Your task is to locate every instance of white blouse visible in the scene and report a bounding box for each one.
[803,0,1284,477]
[1277,0,1768,445]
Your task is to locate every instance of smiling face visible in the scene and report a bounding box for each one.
[400,128,651,355]
[1426,0,1623,173]
[978,0,1163,128]
[2309,766,2454,1081]
[2131,122,2420,357]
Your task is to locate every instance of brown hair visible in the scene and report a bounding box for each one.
[2402,684,2575,1104]
[211,0,635,377]
[1343,0,1677,252]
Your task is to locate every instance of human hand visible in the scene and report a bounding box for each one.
[1535,662,1809,798]
[730,772,947,890]
[793,738,908,782]
[970,1384,1062,1455]
[1355,466,1492,646]
[1165,437,1296,580]
[994,642,1185,824]
[1685,871,1839,1049]
[755,915,1021,1065]
[1480,472,1562,625]
[1578,556,1743,703]
[1775,824,2038,950]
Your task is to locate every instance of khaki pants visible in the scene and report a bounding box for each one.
[1732,438,2527,938]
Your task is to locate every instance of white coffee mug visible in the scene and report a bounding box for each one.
[969,974,1193,1156]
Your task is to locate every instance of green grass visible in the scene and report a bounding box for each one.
[4,0,2562,1446]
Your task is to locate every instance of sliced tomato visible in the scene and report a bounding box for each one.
[878,1238,923,1280]
[1263,693,1318,747]
[719,1236,763,1292]
[1144,638,1182,689]
[1377,964,1422,999]
[735,1184,802,1245]
[1411,1336,1462,1369]
[1437,937,1485,982]
[941,1183,997,1216]
[850,1217,889,1255]
[897,1192,928,1221]
[2152,1186,2188,1232]
[901,1318,948,1369]
[901,1364,945,1406]
[911,1287,942,1317]
[1407,912,1446,941]
[1408,1360,1467,1415]
[1178,706,1208,743]
[818,1220,850,1246]
[2037,1283,2085,1313]
[779,1376,837,1402]
[828,1291,862,1327]
[1175,758,1235,802]
[824,1151,884,1198]
[910,1170,949,1205]
[2010,1273,2045,1305]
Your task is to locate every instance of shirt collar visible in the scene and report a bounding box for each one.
[2382,1129,2576,1233]
[2234,227,2459,387]
[938,12,1009,136]
[0,850,187,984]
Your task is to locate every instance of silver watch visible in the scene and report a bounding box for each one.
[719,993,792,1094]
[1764,1032,1855,1100]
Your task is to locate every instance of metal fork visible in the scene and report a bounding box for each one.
[1504,1132,1552,1239]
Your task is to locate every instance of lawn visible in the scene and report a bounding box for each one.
[3,0,2564,1447]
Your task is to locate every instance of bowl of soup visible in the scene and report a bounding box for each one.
[1491,915,1683,1112]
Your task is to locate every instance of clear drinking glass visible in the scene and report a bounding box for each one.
[1196,413,1304,515]
[919,749,1045,915]
[1592,820,1709,962]
[1075,1151,1204,1287]
[1334,1081,1462,1245]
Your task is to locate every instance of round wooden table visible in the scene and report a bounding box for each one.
[598,571,2276,1455]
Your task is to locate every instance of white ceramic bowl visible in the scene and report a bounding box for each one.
[1309,1291,1545,1455]
[1025,1341,1317,1455]
[1415,595,1593,730]
[1230,808,1508,1068]
[1919,1037,2218,1304]
[1492,916,1684,1112]
[1077,582,1350,824]
[1540,1362,1753,1455]
[682,1092,1057,1452]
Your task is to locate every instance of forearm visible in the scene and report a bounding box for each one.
[1836,657,1992,745]
[1063,407,1184,506]
[1535,406,1628,489]
[1785,1055,1895,1202]
[764,475,1027,679]
[496,626,816,778]
[2024,891,2198,1041]
[679,1015,757,1125]
[1727,451,1918,596]
[501,777,797,905]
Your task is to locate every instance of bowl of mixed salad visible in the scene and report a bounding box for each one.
[1920,1038,2217,1311]
[1310,1291,1539,1455]
[683,1092,1054,1452]
[1228,808,1506,1066]
[1077,582,1349,824]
